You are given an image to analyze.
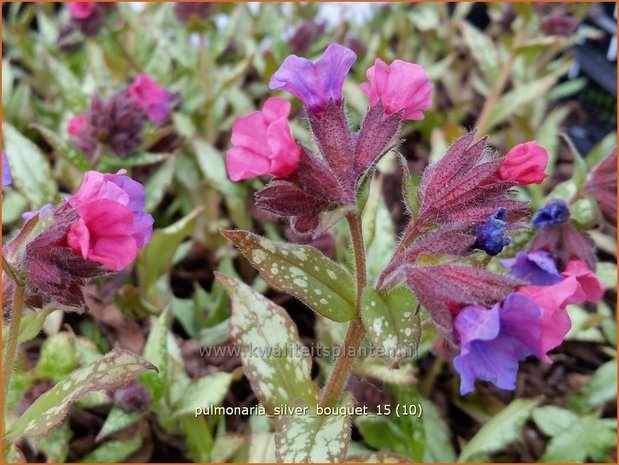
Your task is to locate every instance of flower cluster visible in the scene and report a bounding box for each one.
[226,43,432,235]
[67,2,112,37]
[453,252,603,394]
[3,170,153,309]
[223,43,604,397]
[68,74,172,160]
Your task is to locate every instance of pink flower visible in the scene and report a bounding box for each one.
[68,2,97,19]
[518,259,603,362]
[67,115,87,137]
[127,74,171,125]
[226,97,301,181]
[66,170,153,270]
[360,59,433,120]
[498,141,548,185]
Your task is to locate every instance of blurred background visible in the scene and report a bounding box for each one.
[2,2,617,463]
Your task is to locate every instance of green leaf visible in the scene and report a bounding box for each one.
[532,406,579,437]
[3,121,57,208]
[35,332,78,381]
[458,398,539,462]
[145,157,176,211]
[216,274,319,412]
[137,208,202,293]
[96,407,146,441]
[172,372,234,418]
[2,306,56,353]
[221,229,356,322]
[357,416,409,457]
[30,124,92,171]
[80,436,143,463]
[458,20,499,83]
[32,422,72,463]
[211,434,246,463]
[569,359,617,411]
[138,307,171,402]
[274,396,354,463]
[362,177,396,284]
[361,286,420,365]
[586,132,617,169]
[596,262,617,290]
[421,397,456,462]
[6,350,156,440]
[355,358,416,385]
[486,76,556,132]
[347,452,413,463]
[541,416,616,463]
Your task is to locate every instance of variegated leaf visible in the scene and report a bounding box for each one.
[221,229,356,322]
[347,452,412,463]
[6,350,156,440]
[274,396,354,463]
[361,286,421,365]
[216,274,319,412]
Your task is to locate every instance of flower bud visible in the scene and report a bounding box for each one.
[497,141,548,185]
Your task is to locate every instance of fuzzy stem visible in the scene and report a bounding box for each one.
[319,213,367,408]
[2,281,25,416]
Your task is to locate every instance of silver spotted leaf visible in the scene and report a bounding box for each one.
[6,349,156,440]
[216,274,320,413]
[361,286,421,365]
[274,395,354,463]
[221,229,356,322]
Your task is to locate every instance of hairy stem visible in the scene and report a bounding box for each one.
[3,282,25,417]
[319,213,367,408]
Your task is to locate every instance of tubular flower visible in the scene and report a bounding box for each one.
[127,74,172,125]
[66,170,154,270]
[226,97,301,181]
[518,259,604,362]
[360,58,433,120]
[501,250,563,285]
[497,141,548,185]
[453,293,543,395]
[532,199,570,228]
[269,43,356,111]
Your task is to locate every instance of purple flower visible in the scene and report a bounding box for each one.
[2,151,11,187]
[473,208,510,255]
[269,43,356,111]
[532,199,569,228]
[501,250,564,285]
[453,293,543,395]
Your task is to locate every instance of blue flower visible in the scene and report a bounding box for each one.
[474,208,510,256]
[532,199,569,228]
[2,151,11,187]
[501,250,564,286]
[453,293,543,395]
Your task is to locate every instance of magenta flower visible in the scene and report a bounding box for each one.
[226,97,301,181]
[497,141,548,185]
[453,293,543,395]
[269,44,356,111]
[518,259,603,362]
[360,58,432,120]
[68,2,97,19]
[66,170,153,270]
[67,115,87,137]
[501,250,563,286]
[127,74,171,125]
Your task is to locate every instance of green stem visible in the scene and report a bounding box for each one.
[3,282,25,417]
[319,213,367,408]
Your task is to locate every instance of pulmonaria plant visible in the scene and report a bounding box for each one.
[218,43,605,461]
